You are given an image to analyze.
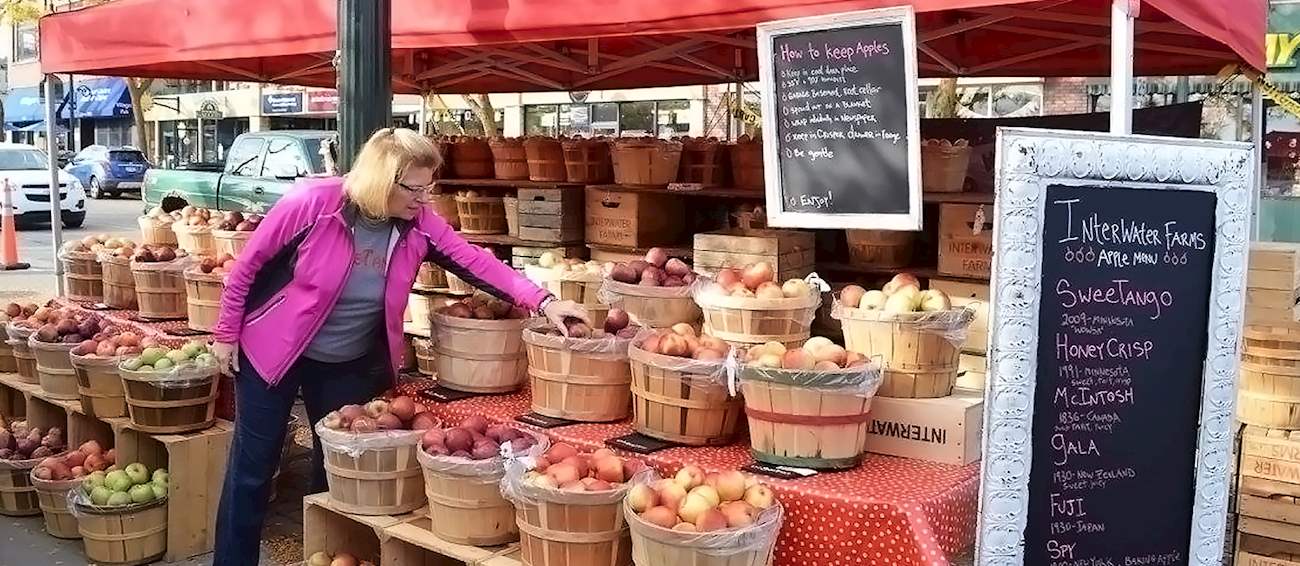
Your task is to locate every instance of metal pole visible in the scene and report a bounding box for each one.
[337,0,392,171]
[1109,0,1134,134]
[1251,83,1264,242]
[1174,76,1190,104]
[43,75,65,295]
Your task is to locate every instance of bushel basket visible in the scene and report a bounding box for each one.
[525,266,608,328]
[433,313,529,393]
[184,268,224,332]
[740,364,883,470]
[628,342,743,446]
[0,455,45,516]
[212,230,252,257]
[101,256,138,309]
[524,137,567,182]
[32,475,81,539]
[696,290,819,348]
[74,496,168,566]
[490,138,530,180]
[455,194,509,235]
[524,324,633,422]
[118,364,219,434]
[835,306,973,398]
[562,138,612,183]
[29,336,80,400]
[172,223,215,256]
[611,139,682,187]
[137,217,177,247]
[415,430,546,546]
[7,324,37,383]
[1239,325,1300,429]
[625,498,783,566]
[444,137,494,179]
[506,464,634,566]
[63,250,104,303]
[317,423,427,516]
[131,260,188,320]
[600,279,701,329]
[72,352,128,419]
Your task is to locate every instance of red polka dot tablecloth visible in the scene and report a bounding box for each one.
[57,298,201,347]
[398,380,981,566]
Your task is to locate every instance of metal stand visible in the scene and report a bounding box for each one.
[337,0,392,171]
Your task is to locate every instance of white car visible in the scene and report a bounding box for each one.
[0,143,87,228]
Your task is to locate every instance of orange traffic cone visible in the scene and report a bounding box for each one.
[1,179,29,270]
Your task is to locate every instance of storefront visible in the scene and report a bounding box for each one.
[3,86,54,146]
[1259,0,1300,241]
[261,90,338,131]
[62,77,135,148]
[151,94,252,166]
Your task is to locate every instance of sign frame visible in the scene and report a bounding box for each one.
[975,127,1252,566]
[756,6,922,230]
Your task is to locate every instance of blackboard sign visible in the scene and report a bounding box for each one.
[757,7,921,230]
[1024,185,1215,565]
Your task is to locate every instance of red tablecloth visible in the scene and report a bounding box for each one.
[401,381,980,566]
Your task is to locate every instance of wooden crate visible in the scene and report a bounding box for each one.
[588,244,692,265]
[938,203,993,279]
[302,493,395,565]
[511,245,587,269]
[384,515,521,565]
[929,278,990,354]
[0,379,25,418]
[1254,243,1300,273]
[956,353,986,390]
[693,229,815,281]
[516,187,584,243]
[864,388,983,465]
[1239,532,1300,566]
[584,186,684,248]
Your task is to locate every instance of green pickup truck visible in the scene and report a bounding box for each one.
[143,130,335,212]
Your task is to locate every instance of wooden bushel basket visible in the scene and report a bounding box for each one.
[172,223,215,256]
[562,138,612,184]
[136,216,177,247]
[430,193,462,230]
[29,336,80,400]
[524,325,633,422]
[835,306,973,399]
[183,268,224,332]
[629,343,743,446]
[920,139,970,193]
[728,139,764,191]
[512,482,633,566]
[601,279,701,329]
[317,424,427,516]
[740,364,883,470]
[72,352,128,419]
[696,290,819,348]
[131,261,188,320]
[1239,325,1300,429]
[445,271,478,295]
[845,230,915,269]
[212,230,252,257]
[490,138,531,180]
[102,256,138,309]
[8,324,38,384]
[75,497,168,566]
[118,366,219,434]
[455,194,509,235]
[0,456,43,516]
[625,500,783,566]
[611,139,682,187]
[417,445,521,546]
[677,139,728,187]
[414,262,449,291]
[413,337,436,376]
[525,267,609,328]
[525,137,568,182]
[0,338,15,373]
[432,313,528,393]
[446,137,495,178]
[32,475,81,539]
[63,250,104,303]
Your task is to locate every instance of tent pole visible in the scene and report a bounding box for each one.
[1109,0,1134,134]
[43,74,65,296]
[337,0,392,171]
[1251,83,1263,242]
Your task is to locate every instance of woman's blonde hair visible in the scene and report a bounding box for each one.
[344,128,441,218]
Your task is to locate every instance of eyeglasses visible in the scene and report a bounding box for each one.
[395,181,436,198]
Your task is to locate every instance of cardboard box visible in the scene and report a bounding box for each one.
[938,203,993,279]
[930,278,989,353]
[584,186,684,248]
[864,388,983,465]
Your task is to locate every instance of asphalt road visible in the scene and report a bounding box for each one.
[0,194,144,302]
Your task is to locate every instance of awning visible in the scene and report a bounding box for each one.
[37,0,1266,94]
[4,86,48,124]
[7,121,69,134]
[61,77,132,120]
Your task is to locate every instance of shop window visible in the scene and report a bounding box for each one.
[262,138,313,178]
[13,23,37,62]
[618,102,655,136]
[592,103,619,136]
[655,100,691,136]
[225,137,266,177]
[558,104,593,137]
[525,105,559,136]
[93,121,136,149]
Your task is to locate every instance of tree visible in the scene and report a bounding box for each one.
[928,78,960,119]
[464,94,499,137]
[124,78,154,152]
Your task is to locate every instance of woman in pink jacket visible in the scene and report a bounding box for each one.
[210,128,586,565]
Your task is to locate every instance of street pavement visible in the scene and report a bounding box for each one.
[0,196,144,303]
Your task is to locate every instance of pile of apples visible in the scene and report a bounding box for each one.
[745,337,869,371]
[178,206,216,228]
[30,309,110,345]
[0,418,66,461]
[120,341,217,372]
[142,206,179,227]
[542,307,634,339]
[0,302,39,324]
[63,234,135,255]
[31,440,116,481]
[306,551,374,566]
[81,462,168,507]
[839,273,952,314]
[713,262,813,300]
[606,247,696,288]
[132,243,188,263]
[212,210,263,232]
[628,466,778,532]
[536,252,603,276]
[420,415,538,459]
[321,395,441,434]
[638,323,730,362]
[525,444,647,492]
[70,326,148,358]
[439,295,529,321]
[195,253,237,275]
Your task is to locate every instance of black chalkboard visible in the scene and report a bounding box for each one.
[767,20,913,217]
[1024,184,1215,565]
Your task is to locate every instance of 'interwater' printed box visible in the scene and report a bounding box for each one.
[863,388,983,465]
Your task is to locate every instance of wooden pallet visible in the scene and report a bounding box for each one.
[0,372,232,562]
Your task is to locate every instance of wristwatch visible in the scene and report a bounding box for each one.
[536,294,557,316]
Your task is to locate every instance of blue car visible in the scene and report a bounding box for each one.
[64,145,151,199]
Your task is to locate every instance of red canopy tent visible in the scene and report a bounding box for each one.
[40,0,1264,94]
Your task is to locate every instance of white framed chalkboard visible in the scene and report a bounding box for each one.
[976,128,1253,566]
[756,6,921,230]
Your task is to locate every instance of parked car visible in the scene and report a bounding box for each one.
[64,145,151,199]
[143,131,334,213]
[0,143,87,228]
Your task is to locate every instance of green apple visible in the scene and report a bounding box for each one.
[90,486,112,506]
[181,341,203,358]
[106,464,120,473]
[105,470,132,492]
[124,463,149,485]
[150,483,167,500]
[165,349,190,364]
[139,347,167,366]
[128,484,154,504]
[153,358,174,370]
[151,468,168,485]
[120,357,144,371]
[106,491,132,507]
[82,471,105,495]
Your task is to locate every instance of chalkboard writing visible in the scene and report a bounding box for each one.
[758,9,919,229]
[1025,185,1216,565]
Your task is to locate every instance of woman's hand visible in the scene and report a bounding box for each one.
[543,299,590,336]
[212,342,240,377]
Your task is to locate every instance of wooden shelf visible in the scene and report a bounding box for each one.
[458,232,583,247]
[817,262,990,284]
[435,178,583,190]
[923,192,995,205]
[587,184,765,200]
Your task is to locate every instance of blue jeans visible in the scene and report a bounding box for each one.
[213,352,389,566]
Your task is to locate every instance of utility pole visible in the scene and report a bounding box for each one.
[336,0,392,171]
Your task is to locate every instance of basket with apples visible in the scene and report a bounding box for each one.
[416,415,546,546]
[695,262,822,348]
[504,443,650,566]
[455,189,509,234]
[316,396,441,516]
[524,252,609,326]
[211,210,263,257]
[6,308,42,383]
[628,324,744,446]
[130,244,193,320]
[29,440,117,539]
[600,247,702,329]
[624,467,783,566]
[0,303,25,373]
[137,206,180,247]
[0,419,69,517]
[524,311,639,423]
[60,235,120,302]
[100,239,140,309]
[432,294,532,394]
[70,327,148,419]
[738,337,883,470]
[832,273,976,399]
[118,341,221,434]
[71,461,170,565]
[28,309,110,400]
[170,205,219,255]
[183,253,237,332]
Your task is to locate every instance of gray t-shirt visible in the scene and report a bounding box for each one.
[304,218,392,363]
